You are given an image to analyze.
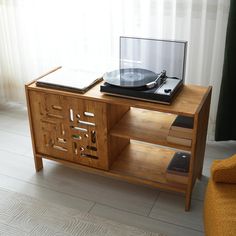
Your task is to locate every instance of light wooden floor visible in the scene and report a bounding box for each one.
[0,102,235,236]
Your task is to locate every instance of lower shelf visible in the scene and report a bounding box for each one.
[110,140,188,192]
[39,140,188,193]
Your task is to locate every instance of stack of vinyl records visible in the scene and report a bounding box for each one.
[167,115,194,147]
[166,152,190,184]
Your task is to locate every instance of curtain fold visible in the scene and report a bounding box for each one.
[215,0,236,141]
[0,0,230,140]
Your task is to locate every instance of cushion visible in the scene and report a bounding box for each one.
[211,154,236,183]
[204,179,236,236]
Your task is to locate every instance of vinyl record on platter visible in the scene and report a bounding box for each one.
[103,68,157,88]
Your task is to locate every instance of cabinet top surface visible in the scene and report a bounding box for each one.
[27,68,212,116]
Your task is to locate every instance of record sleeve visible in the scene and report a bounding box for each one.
[36,68,103,93]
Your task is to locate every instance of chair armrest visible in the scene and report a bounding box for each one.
[211,154,236,183]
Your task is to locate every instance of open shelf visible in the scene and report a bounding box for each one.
[110,140,187,193]
[110,108,191,151]
[26,68,212,210]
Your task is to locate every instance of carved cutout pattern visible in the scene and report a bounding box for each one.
[30,92,108,169]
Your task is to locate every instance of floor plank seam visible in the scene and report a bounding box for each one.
[2,105,235,235]
[0,148,205,233]
[147,215,204,233]
[0,147,203,203]
[0,150,205,231]
[88,202,97,213]
[0,172,94,207]
[147,191,161,217]
[0,170,204,233]
[94,202,204,233]
[94,202,153,217]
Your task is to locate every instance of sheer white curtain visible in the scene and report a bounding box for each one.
[0,0,230,139]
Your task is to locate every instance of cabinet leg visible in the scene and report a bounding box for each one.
[185,199,191,211]
[34,156,43,172]
[197,166,203,180]
[198,172,202,180]
[185,190,192,211]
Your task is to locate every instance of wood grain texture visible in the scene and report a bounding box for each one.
[110,108,191,151]
[26,68,212,211]
[106,104,130,130]
[110,108,176,144]
[2,103,236,235]
[27,68,209,117]
[25,85,43,171]
[28,90,109,170]
[106,103,130,166]
[110,141,187,192]
[108,136,130,167]
[185,87,212,211]
[168,129,193,139]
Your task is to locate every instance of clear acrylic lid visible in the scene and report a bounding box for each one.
[120,37,187,81]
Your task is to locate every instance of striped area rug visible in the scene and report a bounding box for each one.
[0,188,163,236]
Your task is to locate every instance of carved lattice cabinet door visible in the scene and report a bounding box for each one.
[28,91,109,170]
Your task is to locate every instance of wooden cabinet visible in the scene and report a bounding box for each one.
[25,68,212,211]
[28,90,110,170]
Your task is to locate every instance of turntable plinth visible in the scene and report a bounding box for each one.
[25,67,212,211]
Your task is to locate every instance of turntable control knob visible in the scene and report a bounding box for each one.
[164,89,172,93]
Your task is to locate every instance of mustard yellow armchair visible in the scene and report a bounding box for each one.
[204,154,236,236]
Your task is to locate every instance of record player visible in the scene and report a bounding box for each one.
[100,37,187,104]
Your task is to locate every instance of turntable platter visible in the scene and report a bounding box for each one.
[103,68,157,88]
